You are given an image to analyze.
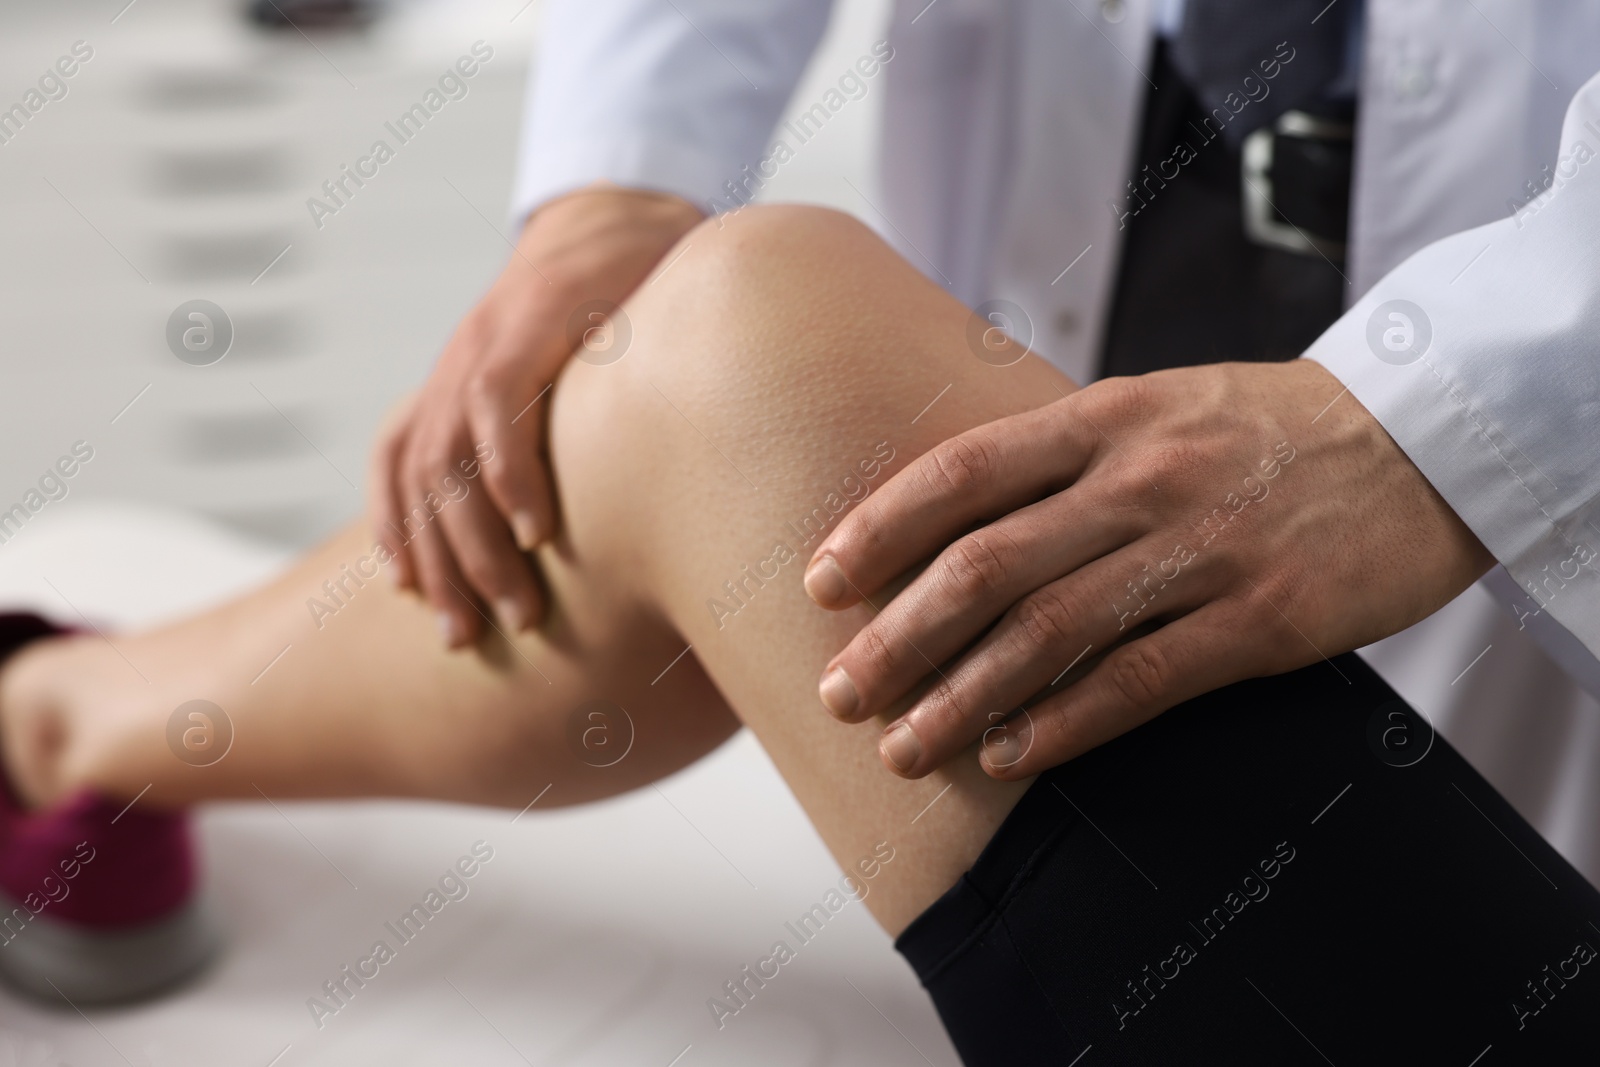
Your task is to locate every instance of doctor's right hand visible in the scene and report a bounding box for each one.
[368,183,703,647]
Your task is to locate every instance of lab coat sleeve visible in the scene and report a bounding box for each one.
[1304,71,1600,699]
[511,0,835,223]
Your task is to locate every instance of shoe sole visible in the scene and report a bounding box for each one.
[0,890,222,1006]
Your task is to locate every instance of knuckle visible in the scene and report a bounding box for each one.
[480,458,516,493]
[942,533,1010,601]
[395,440,424,483]
[467,363,520,411]
[921,675,973,731]
[855,625,901,680]
[1015,589,1079,652]
[1091,374,1154,424]
[417,442,457,482]
[1249,568,1303,621]
[1251,574,1314,649]
[926,433,999,495]
[410,558,446,601]
[458,554,509,598]
[419,557,466,604]
[407,521,443,554]
[1111,440,1196,503]
[1027,707,1076,757]
[838,504,891,563]
[1107,642,1173,709]
[400,439,435,480]
[461,374,497,414]
[1147,439,1206,482]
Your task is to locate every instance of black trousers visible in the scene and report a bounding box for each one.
[894,47,1600,1065]
[896,656,1600,1064]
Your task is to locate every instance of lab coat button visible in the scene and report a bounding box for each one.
[1100,0,1126,24]
[1397,65,1433,99]
[1054,310,1080,335]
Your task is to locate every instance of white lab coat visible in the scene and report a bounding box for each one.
[514,0,1600,880]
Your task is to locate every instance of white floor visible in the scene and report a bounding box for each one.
[0,503,960,1065]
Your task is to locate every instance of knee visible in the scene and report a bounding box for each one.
[673,204,886,312]
[618,204,908,392]
[546,200,939,548]
[681,203,883,282]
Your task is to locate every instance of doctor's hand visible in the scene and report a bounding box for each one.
[369,184,702,647]
[806,359,1494,780]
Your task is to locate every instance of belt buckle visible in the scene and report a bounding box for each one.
[1241,110,1353,262]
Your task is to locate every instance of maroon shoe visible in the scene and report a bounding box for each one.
[0,613,220,1004]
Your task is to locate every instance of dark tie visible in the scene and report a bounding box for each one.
[1168,0,1352,142]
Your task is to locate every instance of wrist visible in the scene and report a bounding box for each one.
[1291,357,1494,580]
[518,183,702,286]
[532,182,704,232]
[479,183,702,362]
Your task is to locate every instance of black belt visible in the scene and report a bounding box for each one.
[1242,109,1354,261]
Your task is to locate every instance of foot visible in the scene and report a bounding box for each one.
[0,614,222,1005]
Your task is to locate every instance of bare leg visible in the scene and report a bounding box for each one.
[1,206,1070,935]
[0,524,740,811]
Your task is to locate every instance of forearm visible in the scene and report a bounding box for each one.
[513,0,835,221]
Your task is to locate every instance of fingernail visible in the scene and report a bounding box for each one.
[818,667,859,719]
[804,555,847,606]
[511,510,540,551]
[438,613,464,648]
[880,722,921,773]
[981,732,1021,773]
[495,596,530,633]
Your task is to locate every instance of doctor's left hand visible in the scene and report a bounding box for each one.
[369,184,702,647]
[804,359,1494,780]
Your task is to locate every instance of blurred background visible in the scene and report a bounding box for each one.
[0,2,969,1064]
[0,0,884,548]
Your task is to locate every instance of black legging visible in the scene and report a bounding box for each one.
[897,655,1600,1063]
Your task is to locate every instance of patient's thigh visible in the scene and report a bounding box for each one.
[545,205,1074,935]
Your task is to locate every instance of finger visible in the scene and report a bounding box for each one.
[818,487,1137,722]
[804,400,1095,609]
[366,392,422,590]
[407,504,481,649]
[468,370,557,552]
[977,598,1277,779]
[875,538,1216,778]
[433,477,545,633]
[399,432,482,648]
